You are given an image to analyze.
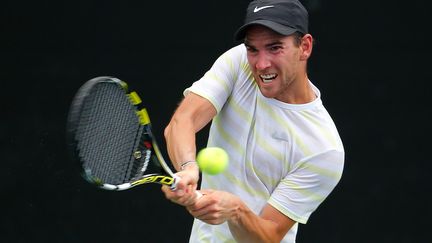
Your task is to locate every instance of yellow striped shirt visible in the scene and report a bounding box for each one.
[185,44,344,243]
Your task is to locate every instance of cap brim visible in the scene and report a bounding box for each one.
[234,20,297,41]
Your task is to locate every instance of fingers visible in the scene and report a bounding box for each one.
[187,200,225,225]
[176,170,199,188]
[186,190,235,225]
[161,166,202,208]
[186,192,215,219]
[161,184,200,206]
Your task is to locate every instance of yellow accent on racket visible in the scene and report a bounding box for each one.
[128,91,142,105]
[136,108,150,125]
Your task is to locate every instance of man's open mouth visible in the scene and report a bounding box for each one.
[260,74,277,83]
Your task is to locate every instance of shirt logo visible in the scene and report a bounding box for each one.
[253,5,274,12]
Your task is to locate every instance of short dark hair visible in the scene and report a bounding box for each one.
[292,31,304,47]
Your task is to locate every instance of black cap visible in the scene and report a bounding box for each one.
[235,0,309,40]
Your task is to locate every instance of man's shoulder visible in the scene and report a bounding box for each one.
[222,43,247,58]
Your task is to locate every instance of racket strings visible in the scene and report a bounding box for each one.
[76,83,141,185]
[128,124,147,180]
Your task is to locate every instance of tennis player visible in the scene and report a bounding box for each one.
[161,0,345,242]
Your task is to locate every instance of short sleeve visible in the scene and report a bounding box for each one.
[268,149,344,224]
[184,45,246,113]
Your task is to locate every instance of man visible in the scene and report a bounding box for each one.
[161,0,344,242]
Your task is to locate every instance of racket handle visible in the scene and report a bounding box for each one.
[171,175,180,190]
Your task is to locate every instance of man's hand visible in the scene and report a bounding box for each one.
[186,189,240,225]
[187,189,296,242]
[161,165,200,206]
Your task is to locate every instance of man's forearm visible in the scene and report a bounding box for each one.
[164,117,197,171]
[226,198,295,243]
[227,204,282,243]
[164,93,217,171]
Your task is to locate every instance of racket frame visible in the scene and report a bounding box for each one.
[67,76,179,191]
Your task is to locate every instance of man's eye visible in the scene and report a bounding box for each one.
[269,46,282,52]
[246,46,257,53]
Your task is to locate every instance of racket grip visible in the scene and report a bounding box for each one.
[170,175,180,190]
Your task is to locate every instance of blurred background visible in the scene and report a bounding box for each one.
[1,0,430,242]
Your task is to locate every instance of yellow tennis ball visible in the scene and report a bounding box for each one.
[196,147,229,175]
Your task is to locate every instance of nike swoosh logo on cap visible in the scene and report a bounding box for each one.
[253,5,274,12]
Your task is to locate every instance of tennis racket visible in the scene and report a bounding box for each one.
[67,76,181,191]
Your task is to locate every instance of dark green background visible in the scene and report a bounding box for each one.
[2,0,430,242]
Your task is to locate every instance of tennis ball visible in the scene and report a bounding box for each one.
[196,147,229,175]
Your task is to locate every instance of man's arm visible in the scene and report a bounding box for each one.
[188,190,296,243]
[162,92,216,204]
[229,201,296,243]
[164,92,216,170]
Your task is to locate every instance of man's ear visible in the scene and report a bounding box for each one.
[300,34,313,61]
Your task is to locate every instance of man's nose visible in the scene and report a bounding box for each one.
[255,52,271,70]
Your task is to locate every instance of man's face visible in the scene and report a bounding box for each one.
[245,25,308,103]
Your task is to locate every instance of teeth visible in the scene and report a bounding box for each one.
[260,74,277,83]
[260,74,276,79]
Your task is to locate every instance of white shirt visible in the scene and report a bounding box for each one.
[185,44,344,243]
